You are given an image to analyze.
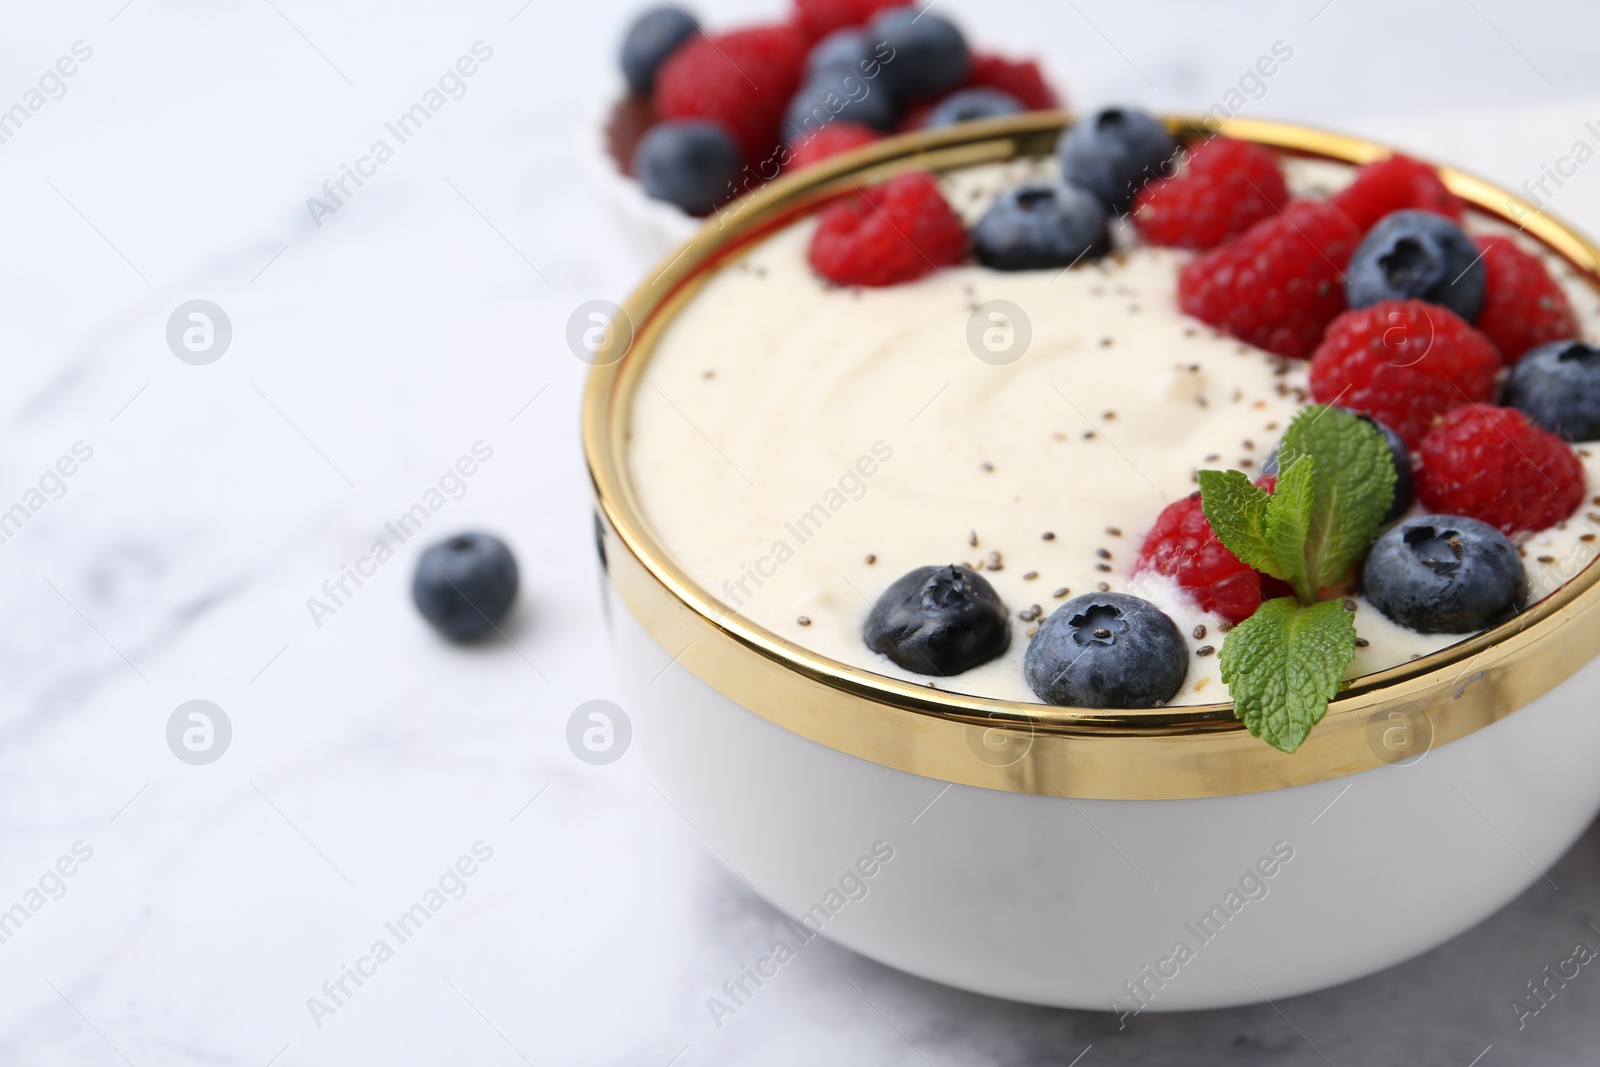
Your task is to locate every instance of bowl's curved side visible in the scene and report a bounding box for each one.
[610,577,1600,1009]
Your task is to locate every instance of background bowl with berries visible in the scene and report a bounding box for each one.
[591,0,1066,267]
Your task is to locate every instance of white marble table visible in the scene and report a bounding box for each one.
[4,0,1600,1063]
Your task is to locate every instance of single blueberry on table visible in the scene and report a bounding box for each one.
[1056,107,1177,214]
[1362,516,1526,634]
[1024,592,1188,708]
[1261,409,1415,523]
[620,6,699,96]
[1345,210,1486,322]
[863,565,1009,676]
[868,8,969,100]
[631,120,741,216]
[413,532,520,641]
[921,88,1023,129]
[785,69,900,139]
[972,181,1110,271]
[1503,340,1600,442]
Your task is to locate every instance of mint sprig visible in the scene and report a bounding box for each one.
[1197,406,1397,754]
[1217,598,1356,753]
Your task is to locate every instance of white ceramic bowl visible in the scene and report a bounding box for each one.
[609,582,1600,1011]
[584,114,1600,1011]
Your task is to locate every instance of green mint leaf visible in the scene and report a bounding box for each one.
[1196,469,1277,576]
[1205,405,1393,753]
[1277,405,1397,590]
[1219,597,1357,754]
[1264,454,1315,603]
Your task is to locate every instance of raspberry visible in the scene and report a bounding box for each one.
[898,100,936,133]
[1332,153,1465,231]
[1309,299,1502,450]
[656,24,808,164]
[1136,492,1268,624]
[792,0,902,40]
[962,53,1060,110]
[1416,404,1585,534]
[808,170,968,287]
[1177,199,1362,359]
[787,122,882,170]
[1132,137,1289,250]
[1472,235,1578,363]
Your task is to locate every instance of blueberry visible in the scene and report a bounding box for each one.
[807,29,871,78]
[1024,592,1187,708]
[868,8,969,100]
[1056,107,1176,214]
[1261,409,1415,523]
[921,88,1023,129]
[972,181,1110,271]
[631,120,740,216]
[1503,340,1600,442]
[785,70,899,139]
[620,6,699,96]
[1345,210,1485,321]
[413,533,520,641]
[1363,516,1526,634]
[863,565,1009,676]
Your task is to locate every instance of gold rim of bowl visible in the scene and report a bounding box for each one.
[582,112,1600,800]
